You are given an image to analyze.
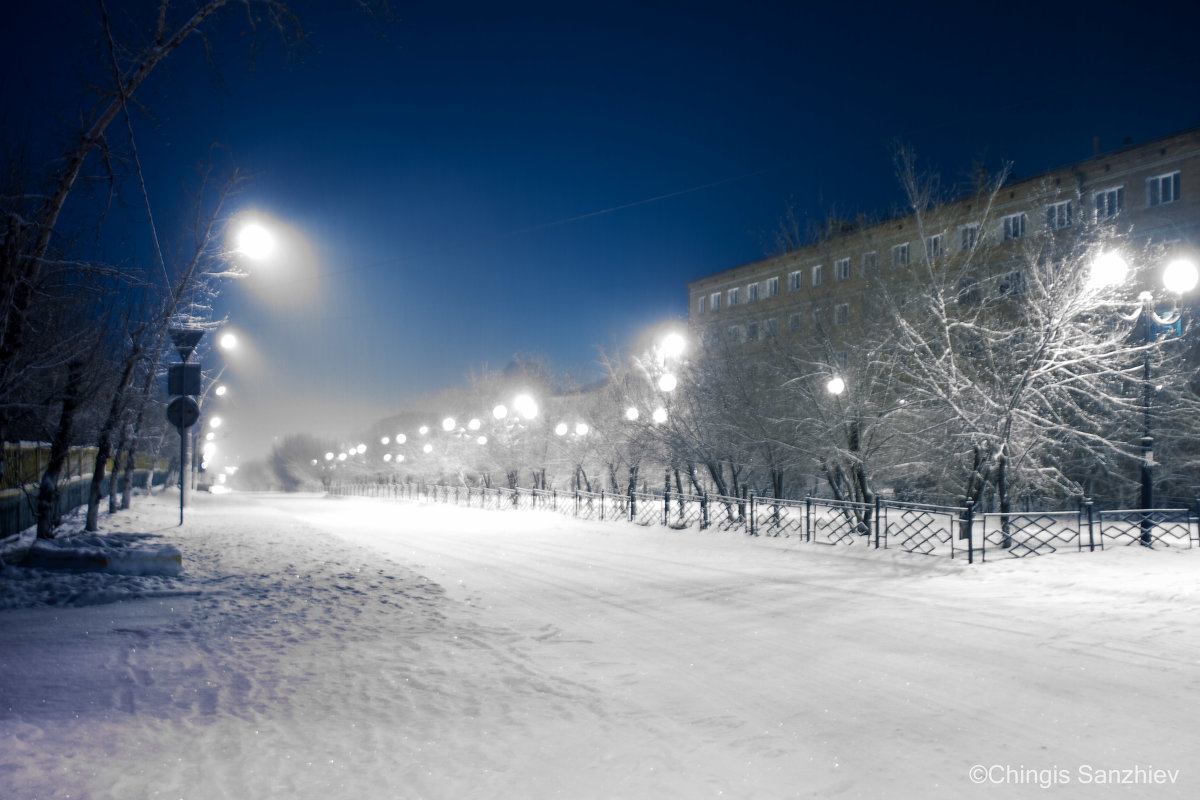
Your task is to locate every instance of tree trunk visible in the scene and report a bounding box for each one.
[36,361,84,539]
[86,347,142,531]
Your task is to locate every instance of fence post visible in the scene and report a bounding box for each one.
[1085,497,1095,552]
[874,495,882,549]
[963,499,975,564]
[749,492,756,536]
[575,490,580,518]
[805,496,812,542]
[701,492,709,529]
[600,490,606,521]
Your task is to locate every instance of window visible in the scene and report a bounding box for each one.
[835,258,851,281]
[747,282,759,303]
[746,321,759,341]
[891,242,909,267]
[960,223,979,251]
[998,270,1026,297]
[727,325,742,344]
[728,287,739,307]
[834,303,850,325]
[1046,201,1072,230]
[812,264,824,286]
[710,292,721,311]
[766,318,778,337]
[1147,171,1181,207]
[926,234,943,259]
[766,276,779,297]
[697,295,707,314]
[787,270,802,292]
[1095,186,1124,219]
[1002,213,1027,241]
[862,251,879,275]
[788,312,802,333]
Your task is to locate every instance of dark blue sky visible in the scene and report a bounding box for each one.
[5,0,1199,459]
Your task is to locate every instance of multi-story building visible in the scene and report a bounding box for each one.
[688,126,1200,360]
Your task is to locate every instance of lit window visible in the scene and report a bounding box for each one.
[835,258,850,281]
[1002,213,1027,241]
[812,264,824,287]
[710,292,721,311]
[1147,172,1181,207]
[788,270,802,291]
[960,223,979,250]
[1046,201,1071,230]
[862,252,878,275]
[766,276,779,297]
[1095,186,1124,220]
[834,303,849,325]
[891,243,909,267]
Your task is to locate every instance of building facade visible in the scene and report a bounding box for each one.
[688,126,1200,359]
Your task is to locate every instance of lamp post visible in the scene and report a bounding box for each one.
[1091,254,1197,543]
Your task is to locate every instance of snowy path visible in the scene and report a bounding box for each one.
[2,491,1198,799]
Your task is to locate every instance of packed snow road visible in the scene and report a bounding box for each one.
[2,490,1198,799]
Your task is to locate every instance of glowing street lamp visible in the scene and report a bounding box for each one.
[513,393,538,420]
[493,404,508,420]
[555,422,569,436]
[209,415,223,429]
[214,384,228,397]
[652,407,668,424]
[661,332,686,359]
[219,332,238,351]
[236,222,276,260]
[442,417,456,432]
[826,376,846,396]
[658,373,678,393]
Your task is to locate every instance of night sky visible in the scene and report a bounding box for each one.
[4,0,1199,462]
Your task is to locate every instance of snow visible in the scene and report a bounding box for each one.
[2,490,1198,799]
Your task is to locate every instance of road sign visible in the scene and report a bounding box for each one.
[167,396,200,431]
[168,363,202,396]
[169,328,205,362]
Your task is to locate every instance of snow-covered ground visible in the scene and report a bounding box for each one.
[2,490,1197,799]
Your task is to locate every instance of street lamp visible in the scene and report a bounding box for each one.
[236,222,276,260]
[1091,253,1198,542]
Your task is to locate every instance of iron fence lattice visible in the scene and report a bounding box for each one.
[808,498,873,545]
[981,511,1085,559]
[880,500,959,556]
[1098,509,1195,549]
[752,496,806,537]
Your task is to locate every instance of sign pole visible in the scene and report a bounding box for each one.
[180,422,187,525]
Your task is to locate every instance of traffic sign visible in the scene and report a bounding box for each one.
[167,396,200,430]
[169,327,205,362]
[168,363,202,396]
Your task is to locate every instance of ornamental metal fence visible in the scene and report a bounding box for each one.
[328,482,1200,566]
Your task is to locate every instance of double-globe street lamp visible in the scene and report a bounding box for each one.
[1090,252,1198,542]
